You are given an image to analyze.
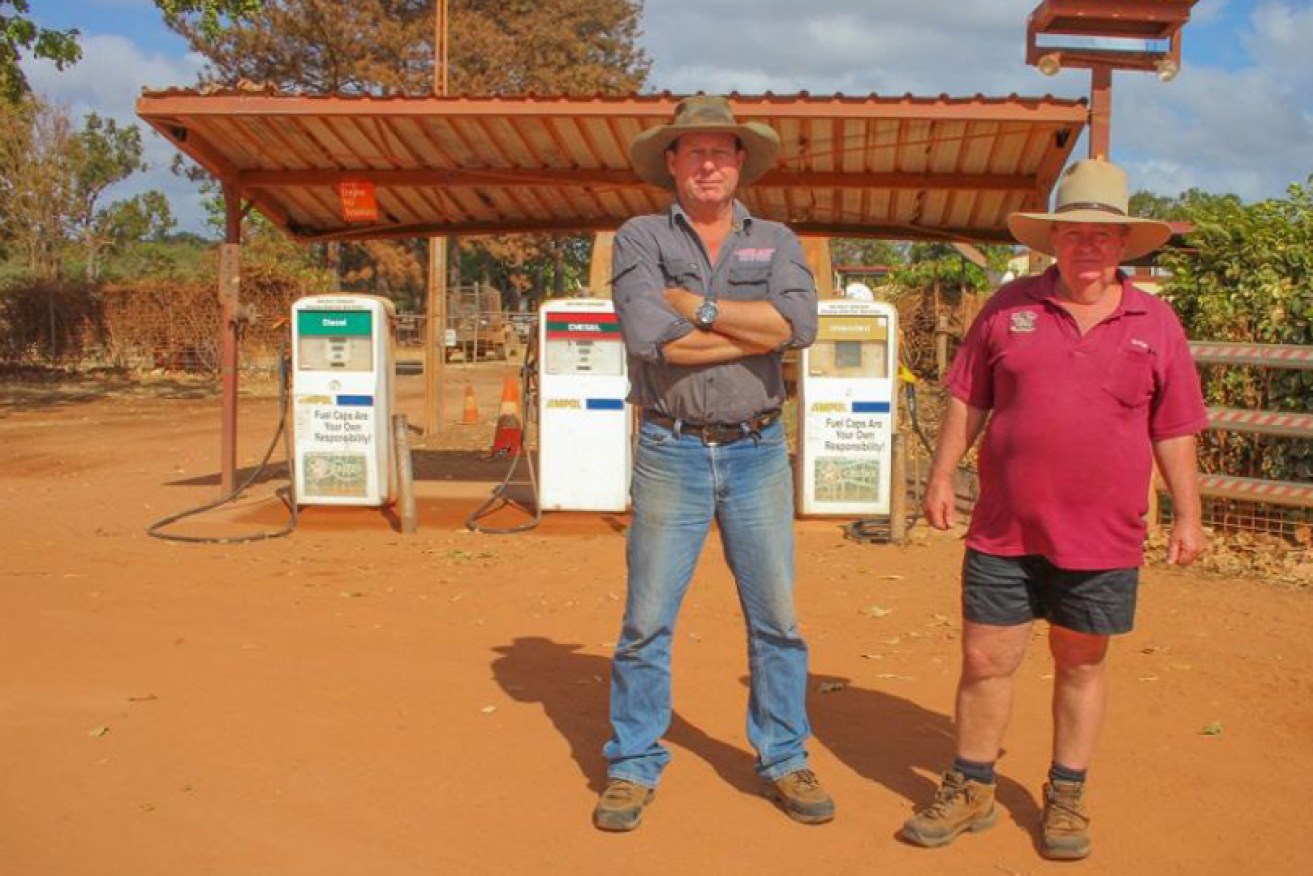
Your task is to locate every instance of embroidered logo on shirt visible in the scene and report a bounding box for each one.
[1009,310,1038,333]
[1128,338,1155,354]
[735,248,775,263]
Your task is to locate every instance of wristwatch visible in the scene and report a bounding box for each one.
[693,298,719,330]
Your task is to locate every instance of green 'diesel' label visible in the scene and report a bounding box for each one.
[297,310,372,337]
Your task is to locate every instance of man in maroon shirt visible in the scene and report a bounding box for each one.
[901,159,1208,860]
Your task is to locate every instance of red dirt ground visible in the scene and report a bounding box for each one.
[2,364,1311,876]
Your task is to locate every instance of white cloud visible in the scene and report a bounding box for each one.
[638,0,1312,202]
[22,34,210,234]
[14,0,1310,235]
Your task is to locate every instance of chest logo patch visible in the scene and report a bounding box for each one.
[1009,310,1039,334]
[736,247,775,263]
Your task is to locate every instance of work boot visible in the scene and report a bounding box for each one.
[1041,779,1092,860]
[767,768,835,824]
[901,770,998,848]
[593,778,655,832]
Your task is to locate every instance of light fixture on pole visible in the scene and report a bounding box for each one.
[1024,0,1200,159]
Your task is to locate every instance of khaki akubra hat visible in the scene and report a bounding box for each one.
[1007,158,1172,260]
[629,94,780,191]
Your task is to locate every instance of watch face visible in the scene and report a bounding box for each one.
[695,300,719,328]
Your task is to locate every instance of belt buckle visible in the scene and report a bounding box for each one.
[701,424,738,447]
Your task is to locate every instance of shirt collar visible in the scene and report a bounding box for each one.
[1027,265,1149,316]
[668,199,754,233]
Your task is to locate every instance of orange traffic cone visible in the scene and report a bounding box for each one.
[489,374,523,456]
[461,384,480,425]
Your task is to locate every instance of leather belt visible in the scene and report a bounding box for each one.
[643,409,781,446]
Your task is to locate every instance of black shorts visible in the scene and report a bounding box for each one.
[961,549,1139,635]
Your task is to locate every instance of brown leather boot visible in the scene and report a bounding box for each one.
[767,769,836,824]
[1041,779,1092,859]
[593,778,655,832]
[901,770,998,847]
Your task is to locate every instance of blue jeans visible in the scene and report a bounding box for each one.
[604,417,812,787]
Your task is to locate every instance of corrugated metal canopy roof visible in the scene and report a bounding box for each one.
[136,90,1088,244]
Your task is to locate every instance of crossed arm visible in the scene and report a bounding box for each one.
[659,288,792,365]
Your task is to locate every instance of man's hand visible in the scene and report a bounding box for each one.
[1166,519,1205,566]
[1152,434,1204,567]
[923,476,957,530]
[920,398,987,532]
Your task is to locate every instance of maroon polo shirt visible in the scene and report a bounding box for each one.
[946,266,1208,570]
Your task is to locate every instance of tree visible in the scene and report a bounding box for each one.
[1,1,79,105]
[832,238,903,270]
[166,0,651,301]
[87,191,177,279]
[1130,188,1242,222]
[1159,179,1313,484]
[164,0,649,96]
[0,101,178,280]
[0,96,74,278]
[1,1,260,105]
[68,113,148,280]
[892,241,1010,295]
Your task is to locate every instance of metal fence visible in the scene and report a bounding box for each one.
[1173,342,1313,540]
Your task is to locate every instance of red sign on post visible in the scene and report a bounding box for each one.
[338,181,378,222]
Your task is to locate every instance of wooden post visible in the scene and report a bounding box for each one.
[589,231,615,298]
[424,239,448,433]
[890,432,907,544]
[218,184,243,495]
[799,236,835,298]
[1089,64,1112,159]
[423,0,450,435]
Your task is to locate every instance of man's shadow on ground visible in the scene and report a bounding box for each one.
[808,672,1040,841]
[490,637,761,796]
[490,636,1040,840]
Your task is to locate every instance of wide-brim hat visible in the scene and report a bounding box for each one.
[1007,158,1172,260]
[629,94,780,190]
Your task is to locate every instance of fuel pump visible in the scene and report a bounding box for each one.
[536,298,631,512]
[290,294,397,506]
[796,299,898,517]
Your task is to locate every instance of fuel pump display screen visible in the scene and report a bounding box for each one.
[545,339,624,376]
[296,309,374,372]
[543,310,624,376]
[808,315,889,379]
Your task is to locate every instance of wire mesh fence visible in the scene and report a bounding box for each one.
[2,279,1309,580]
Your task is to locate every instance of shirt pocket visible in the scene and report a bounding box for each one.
[1100,345,1156,408]
[661,258,703,295]
[726,263,771,299]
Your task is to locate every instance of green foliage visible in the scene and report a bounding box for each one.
[165,0,649,304]
[890,242,1012,294]
[1129,188,1242,221]
[831,238,902,270]
[1,2,259,105]
[0,101,175,280]
[1,1,81,104]
[1159,178,1313,484]
[156,1,265,41]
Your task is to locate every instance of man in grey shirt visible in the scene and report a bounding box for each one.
[593,95,828,832]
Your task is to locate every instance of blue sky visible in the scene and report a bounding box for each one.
[20,0,1313,236]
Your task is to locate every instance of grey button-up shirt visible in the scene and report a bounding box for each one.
[611,200,818,424]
